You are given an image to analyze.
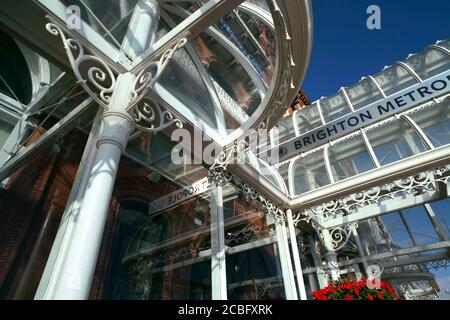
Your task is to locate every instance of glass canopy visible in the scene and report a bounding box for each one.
[266,39,450,196]
[31,0,312,147]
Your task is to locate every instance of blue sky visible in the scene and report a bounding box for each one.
[303,0,450,101]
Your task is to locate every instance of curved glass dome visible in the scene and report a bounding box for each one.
[38,0,313,147]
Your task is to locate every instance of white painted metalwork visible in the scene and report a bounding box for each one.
[340,87,355,112]
[368,75,387,98]
[210,183,227,300]
[286,209,307,300]
[401,114,435,150]
[316,99,326,125]
[397,61,423,83]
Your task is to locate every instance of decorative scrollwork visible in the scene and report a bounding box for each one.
[46,21,116,110]
[293,166,450,227]
[209,139,249,174]
[128,38,188,108]
[131,97,183,134]
[257,0,294,131]
[46,17,186,135]
[426,259,449,270]
[225,214,268,247]
[320,223,358,251]
[207,168,286,222]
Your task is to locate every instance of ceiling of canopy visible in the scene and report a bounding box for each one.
[0,0,313,148]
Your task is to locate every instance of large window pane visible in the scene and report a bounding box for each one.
[373,64,418,97]
[428,198,450,239]
[291,149,330,195]
[400,206,441,245]
[227,244,284,300]
[409,99,450,148]
[320,92,352,123]
[0,119,13,149]
[295,102,323,135]
[328,133,374,181]
[0,124,91,299]
[366,118,427,166]
[346,78,383,110]
[121,196,212,300]
[405,48,450,81]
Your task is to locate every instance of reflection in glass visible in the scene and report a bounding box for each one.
[366,118,427,166]
[227,245,285,300]
[0,30,32,104]
[405,48,450,80]
[0,125,92,299]
[373,64,418,97]
[295,102,323,134]
[192,32,262,115]
[428,198,450,238]
[236,9,275,83]
[328,133,374,181]
[320,92,352,123]
[122,198,212,299]
[61,0,137,45]
[217,10,274,85]
[291,149,330,195]
[409,99,450,147]
[346,77,383,110]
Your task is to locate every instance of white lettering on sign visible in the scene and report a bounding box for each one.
[148,177,209,214]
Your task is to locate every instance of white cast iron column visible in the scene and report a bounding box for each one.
[36,1,160,299]
[210,183,227,300]
[50,73,135,299]
[286,209,308,300]
[272,215,298,300]
[321,229,340,281]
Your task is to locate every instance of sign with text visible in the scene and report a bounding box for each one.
[148,177,210,214]
[262,71,450,163]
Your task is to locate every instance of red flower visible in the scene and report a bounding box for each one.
[311,279,399,300]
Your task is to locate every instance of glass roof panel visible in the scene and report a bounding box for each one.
[154,25,219,130]
[295,102,322,135]
[320,91,352,123]
[161,1,275,138]
[437,39,450,51]
[215,11,274,87]
[366,117,427,166]
[405,48,450,81]
[346,77,383,110]
[408,98,450,148]
[290,149,330,195]
[189,31,263,131]
[235,9,276,84]
[60,0,138,48]
[373,64,418,97]
[271,117,295,146]
[328,133,374,182]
